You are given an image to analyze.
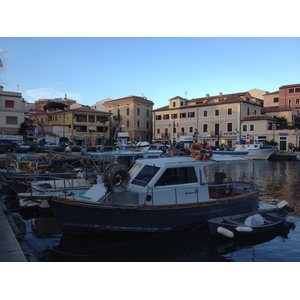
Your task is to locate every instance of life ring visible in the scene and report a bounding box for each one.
[5,157,12,165]
[191,143,204,160]
[204,145,213,159]
[191,143,202,151]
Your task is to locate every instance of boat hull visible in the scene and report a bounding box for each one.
[208,210,288,238]
[48,193,259,233]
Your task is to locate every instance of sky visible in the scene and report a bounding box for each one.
[1,37,299,110]
[1,2,300,110]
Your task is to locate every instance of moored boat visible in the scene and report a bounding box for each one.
[234,142,276,160]
[46,155,260,234]
[208,200,294,239]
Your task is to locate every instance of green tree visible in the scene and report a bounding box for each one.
[43,102,68,111]
[18,122,29,141]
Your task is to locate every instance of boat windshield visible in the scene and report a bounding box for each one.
[130,164,160,186]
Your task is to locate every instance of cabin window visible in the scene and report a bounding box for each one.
[154,167,197,186]
[131,164,160,187]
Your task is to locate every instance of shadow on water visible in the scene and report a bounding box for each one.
[38,217,295,262]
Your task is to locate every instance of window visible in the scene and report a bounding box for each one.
[6,116,17,124]
[172,102,176,108]
[250,124,254,131]
[289,99,292,107]
[189,127,193,133]
[215,109,219,116]
[137,108,140,115]
[203,110,207,117]
[131,164,160,187]
[180,112,186,118]
[203,124,208,132]
[137,120,140,128]
[163,114,170,120]
[188,111,195,118]
[243,125,247,131]
[127,108,130,115]
[126,120,129,127]
[171,113,178,119]
[296,98,300,104]
[5,100,14,108]
[156,115,162,120]
[289,88,295,93]
[227,123,233,132]
[147,110,149,117]
[227,108,232,115]
[295,88,300,93]
[157,128,160,134]
[154,167,197,186]
[274,97,279,103]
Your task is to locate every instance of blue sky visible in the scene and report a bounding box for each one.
[1,3,300,110]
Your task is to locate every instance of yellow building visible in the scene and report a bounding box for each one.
[47,107,111,145]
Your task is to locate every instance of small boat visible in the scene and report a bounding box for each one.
[208,200,294,239]
[46,154,260,234]
[234,141,276,160]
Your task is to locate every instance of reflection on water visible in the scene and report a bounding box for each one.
[2,160,300,261]
[206,160,300,216]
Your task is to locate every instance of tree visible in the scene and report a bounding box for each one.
[18,122,29,140]
[274,116,288,129]
[43,102,68,111]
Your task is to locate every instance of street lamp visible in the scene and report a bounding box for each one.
[169,118,177,144]
[63,108,66,140]
[272,122,277,145]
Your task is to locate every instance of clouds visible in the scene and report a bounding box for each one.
[0,48,11,86]
[25,87,82,103]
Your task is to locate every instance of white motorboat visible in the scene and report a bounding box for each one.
[45,155,260,234]
[234,142,276,159]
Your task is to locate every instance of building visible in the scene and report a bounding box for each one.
[152,91,264,148]
[0,85,27,141]
[103,95,154,143]
[47,107,111,146]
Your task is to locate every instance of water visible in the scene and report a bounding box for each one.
[3,160,300,262]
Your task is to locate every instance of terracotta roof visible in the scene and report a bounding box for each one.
[261,106,294,113]
[279,83,300,89]
[242,115,275,121]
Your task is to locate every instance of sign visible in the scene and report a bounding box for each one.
[179,135,193,142]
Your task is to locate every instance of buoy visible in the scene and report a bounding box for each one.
[235,226,253,233]
[217,226,234,238]
[277,200,289,210]
[244,214,264,227]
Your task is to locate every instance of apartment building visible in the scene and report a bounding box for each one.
[0,85,27,141]
[152,91,266,148]
[102,95,154,142]
[47,107,111,145]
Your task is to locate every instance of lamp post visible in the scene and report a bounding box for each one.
[63,108,66,141]
[272,122,277,146]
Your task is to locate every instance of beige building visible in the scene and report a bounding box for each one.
[153,92,264,148]
[0,85,27,140]
[103,95,154,142]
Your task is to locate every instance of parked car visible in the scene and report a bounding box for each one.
[0,140,16,151]
[44,142,59,148]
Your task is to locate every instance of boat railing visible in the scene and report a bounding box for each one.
[22,171,100,197]
[208,181,258,200]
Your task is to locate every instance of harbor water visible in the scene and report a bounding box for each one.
[2,159,300,262]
